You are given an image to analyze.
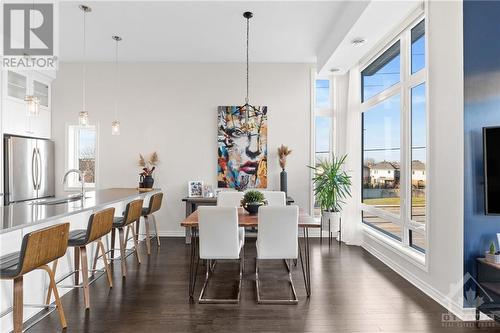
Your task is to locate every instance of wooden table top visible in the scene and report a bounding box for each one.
[180,207,319,228]
[477,257,500,270]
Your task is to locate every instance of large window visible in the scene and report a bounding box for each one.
[361,18,427,254]
[67,125,97,189]
[313,78,333,217]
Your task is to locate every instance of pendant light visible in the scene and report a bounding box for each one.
[239,11,257,133]
[25,0,39,117]
[111,35,122,135]
[79,4,91,126]
[25,95,40,117]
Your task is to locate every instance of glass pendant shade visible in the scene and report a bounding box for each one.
[79,111,89,126]
[25,95,40,116]
[111,120,120,135]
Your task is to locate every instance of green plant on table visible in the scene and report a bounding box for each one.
[490,241,497,255]
[241,190,265,207]
[308,154,352,213]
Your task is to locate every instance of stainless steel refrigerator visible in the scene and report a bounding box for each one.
[4,136,55,204]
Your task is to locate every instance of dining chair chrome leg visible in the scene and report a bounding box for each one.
[255,258,298,305]
[199,249,243,304]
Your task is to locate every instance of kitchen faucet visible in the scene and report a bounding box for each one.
[63,169,86,198]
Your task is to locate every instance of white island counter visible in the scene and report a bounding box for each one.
[0,188,160,332]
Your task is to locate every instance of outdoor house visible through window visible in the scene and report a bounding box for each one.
[313,78,333,217]
[361,17,427,255]
[67,125,97,189]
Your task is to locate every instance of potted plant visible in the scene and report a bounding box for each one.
[138,152,159,188]
[309,154,352,238]
[485,241,500,263]
[241,190,265,215]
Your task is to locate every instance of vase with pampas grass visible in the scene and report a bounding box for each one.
[277,145,292,195]
[138,152,159,188]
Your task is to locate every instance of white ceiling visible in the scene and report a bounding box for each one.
[58,1,364,63]
[318,0,423,75]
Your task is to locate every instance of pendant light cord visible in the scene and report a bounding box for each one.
[82,9,87,112]
[114,38,118,118]
[245,16,249,105]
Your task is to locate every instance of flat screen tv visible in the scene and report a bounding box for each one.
[484,126,500,214]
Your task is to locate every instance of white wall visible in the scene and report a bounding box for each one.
[51,63,312,235]
[340,0,466,318]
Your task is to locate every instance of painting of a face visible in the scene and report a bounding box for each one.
[217,105,267,190]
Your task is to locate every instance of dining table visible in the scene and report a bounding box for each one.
[180,207,320,301]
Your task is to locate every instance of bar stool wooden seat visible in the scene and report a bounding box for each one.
[0,223,69,333]
[109,199,144,278]
[46,207,115,310]
[139,192,163,255]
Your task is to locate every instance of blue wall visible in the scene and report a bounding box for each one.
[464,0,500,303]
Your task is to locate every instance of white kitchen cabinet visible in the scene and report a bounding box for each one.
[2,70,52,139]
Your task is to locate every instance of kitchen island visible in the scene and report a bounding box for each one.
[0,188,159,332]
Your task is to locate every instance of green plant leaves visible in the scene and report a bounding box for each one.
[242,190,265,205]
[308,154,352,212]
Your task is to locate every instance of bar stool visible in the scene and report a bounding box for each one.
[139,192,163,255]
[110,199,144,278]
[46,207,115,310]
[0,223,69,333]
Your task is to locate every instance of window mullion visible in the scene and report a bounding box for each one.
[400,27,411,247]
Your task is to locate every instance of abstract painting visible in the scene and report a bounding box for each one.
[217,105,267,190]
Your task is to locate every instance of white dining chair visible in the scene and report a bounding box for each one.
[217,191,244,207]
[256,205,299,304]
[260,191,286,206]
[197,206,245,303]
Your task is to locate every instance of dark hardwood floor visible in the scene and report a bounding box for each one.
[26,237,499,333]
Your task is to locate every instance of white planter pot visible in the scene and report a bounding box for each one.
[321,211,340,233]
[485,251,500,264]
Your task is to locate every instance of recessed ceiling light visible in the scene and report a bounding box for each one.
[351,38,366,47]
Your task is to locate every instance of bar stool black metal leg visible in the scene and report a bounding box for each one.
[110,228,116,260]
[74,247,80,284]
[118,227,127,278]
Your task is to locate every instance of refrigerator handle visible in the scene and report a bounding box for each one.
[37,148,42,190]
[31,148,37,190]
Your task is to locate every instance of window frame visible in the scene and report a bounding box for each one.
[360,13,428,260]
[65,123,99,191]
[310,72,335,217]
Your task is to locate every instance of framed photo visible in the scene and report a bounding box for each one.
[188,181,204,197]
